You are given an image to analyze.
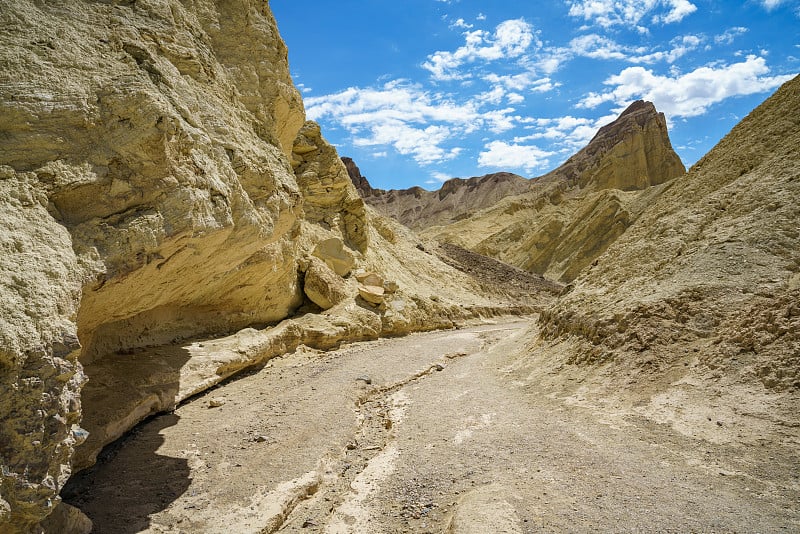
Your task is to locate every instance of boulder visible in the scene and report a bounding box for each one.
[358,285,386,305]
[313,238,356,277]
[304,258,349,310]
[356,271,383,287]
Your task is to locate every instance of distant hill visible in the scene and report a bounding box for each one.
[342,156,531,229]
[420,100,686,283]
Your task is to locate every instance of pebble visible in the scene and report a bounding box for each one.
[356,375,372,384]
[208,398,226,408]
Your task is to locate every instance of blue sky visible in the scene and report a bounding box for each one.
[271,0,799,190]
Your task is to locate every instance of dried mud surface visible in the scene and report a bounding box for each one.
[63,320,799,533]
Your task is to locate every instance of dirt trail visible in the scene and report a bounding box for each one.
[63,320,800,533]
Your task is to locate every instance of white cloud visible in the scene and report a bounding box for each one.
[451,18,473,30]
[352,121,461,164]
[567,0,697,28]
[306,80,521,165]
[478,141,555,172]
[476,13,487,20]
[656,0,698,23]
[714,27,748,45]
[423,19,538,80]
[483,72,558,93]
[569,34,631,60]
[762,0,784,10]
[565,33,702,64]
[629,34,703,63]
[578,55,795,117]
[514,115,610,149]
[430,171,452,182]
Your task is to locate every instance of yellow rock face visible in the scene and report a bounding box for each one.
[0,3,514,530]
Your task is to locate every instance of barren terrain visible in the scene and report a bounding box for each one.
[63,319,800,533]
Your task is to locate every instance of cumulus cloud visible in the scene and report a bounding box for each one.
[423,19,539,80]
[538,32,703,72]
[305,80,523,165]
[567,0,697,28]
[578,55,795,117]
[478,141,555,172]
[482,72,559,94]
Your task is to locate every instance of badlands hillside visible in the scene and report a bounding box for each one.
[344,157,531,230]
[0,0,798,532]
[351,100,686,283]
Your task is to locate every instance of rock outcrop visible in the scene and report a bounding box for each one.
[342,157,377,198]
[1,1,304,528]
[303,257,349,310]
[540,75,800,392]
[422,101,686,283]
[0,2,530,531]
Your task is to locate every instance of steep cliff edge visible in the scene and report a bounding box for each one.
[0,2,526,531]
[422,101,686,283]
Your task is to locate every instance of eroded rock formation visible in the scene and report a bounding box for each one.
[0,2,528,531]
[422,101,686,283]
[540,75,800,391]
[0,1,304,528]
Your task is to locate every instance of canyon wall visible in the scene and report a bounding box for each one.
[540,75,800,390]
[0,2,517,531]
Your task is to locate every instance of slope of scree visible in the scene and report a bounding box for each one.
[541,74,800,387]
[525,75,800,443]
[417,100,686,283]
[0,1,530,532]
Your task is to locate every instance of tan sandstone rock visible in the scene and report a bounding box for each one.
[358,284,386,305]
[312,237,356,277]
[0,0,305,529]
[0,1,535,530]
[293,121,369,253]
[421,100,686,283]
[304,257,350,310]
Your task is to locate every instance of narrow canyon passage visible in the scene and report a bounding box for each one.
[63,320,800,533]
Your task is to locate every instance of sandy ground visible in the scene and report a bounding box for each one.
[63,319,800,533]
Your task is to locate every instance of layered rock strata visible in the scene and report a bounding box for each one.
[345,164,531,230]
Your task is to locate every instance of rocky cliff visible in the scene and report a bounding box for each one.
[422,101,686,283]
[0,2,528,531]
[500,75,800,457]
[342,156,378,198]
